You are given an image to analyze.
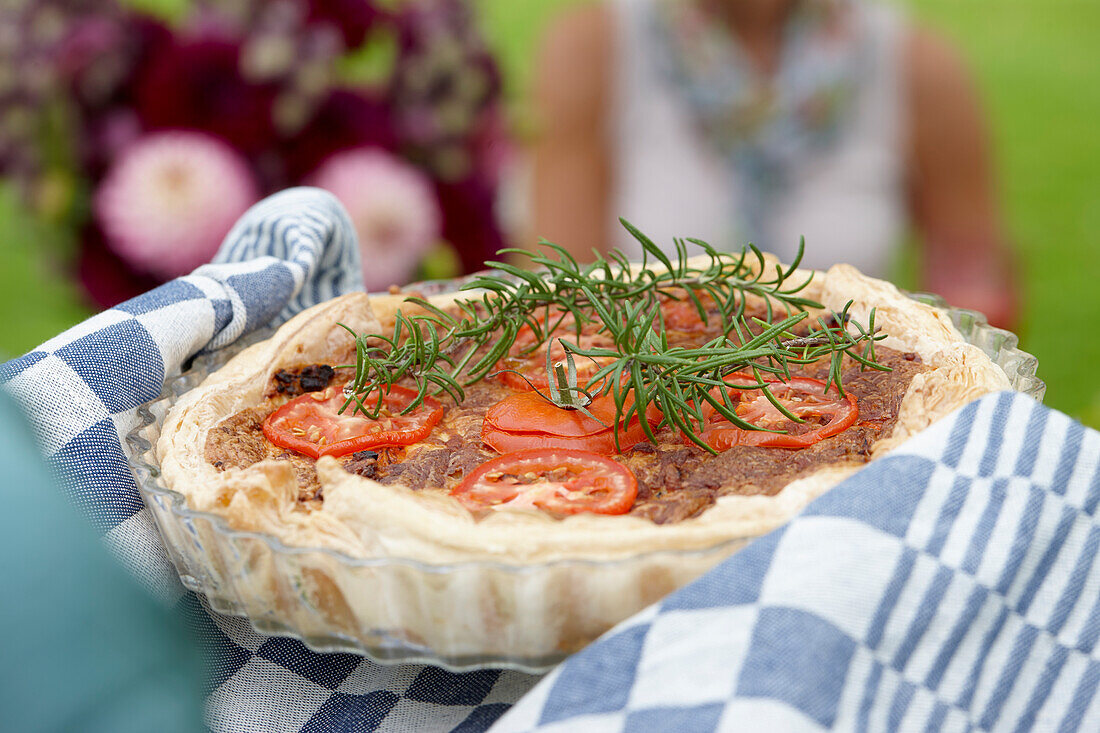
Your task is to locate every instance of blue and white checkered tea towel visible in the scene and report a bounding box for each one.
[4,186,1098,732]
[491,391,1100,732]
[0,187,540,733]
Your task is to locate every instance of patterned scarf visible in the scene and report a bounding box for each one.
[649,0,872,252]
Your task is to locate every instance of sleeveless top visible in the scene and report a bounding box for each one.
[609,0,907,276]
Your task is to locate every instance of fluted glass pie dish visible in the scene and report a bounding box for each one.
[126,283,1044,673]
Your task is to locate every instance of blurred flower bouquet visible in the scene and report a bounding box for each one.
[0,0,507,306]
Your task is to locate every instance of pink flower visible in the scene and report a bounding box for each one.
[94,131,260,278]
[308,148,441,290]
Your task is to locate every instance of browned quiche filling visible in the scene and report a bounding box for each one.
[205,306,926,524]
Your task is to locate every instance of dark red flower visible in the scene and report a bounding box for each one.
[133,36,279,155]
[468,107,513,188]
[76,223,160,309]
[434,173,504,275]
[278,90,398,185]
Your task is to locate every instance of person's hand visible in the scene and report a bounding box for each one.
[925,247,1019,330]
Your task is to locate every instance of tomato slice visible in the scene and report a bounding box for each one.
[483,391,656,436]
[263,385,444,459]
[482,391,660,455]
[482,421,652,455]
[451,448,638,515]
[495,313,617,392]
[689,374,858,450]
[660,294,716,334]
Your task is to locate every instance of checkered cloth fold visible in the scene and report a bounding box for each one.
[492,391,1100,732]
[4,187,1097,732]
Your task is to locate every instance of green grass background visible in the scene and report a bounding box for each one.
[3,0,1098,427]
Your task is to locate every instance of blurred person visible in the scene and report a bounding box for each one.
[530,0,1018,327]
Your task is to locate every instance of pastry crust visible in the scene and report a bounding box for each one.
[155,259,1010,659]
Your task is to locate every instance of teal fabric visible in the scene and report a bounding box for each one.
[0,393,205,732]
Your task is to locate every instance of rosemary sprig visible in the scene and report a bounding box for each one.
[338,223,889,453]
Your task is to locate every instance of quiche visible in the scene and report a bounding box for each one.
[155,248,1010,662]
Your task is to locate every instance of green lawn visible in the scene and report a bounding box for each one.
[2,0,1097,427]
[906,0,1100,425]
[0,186,93,361]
